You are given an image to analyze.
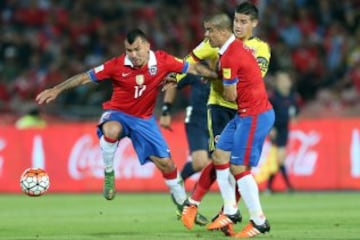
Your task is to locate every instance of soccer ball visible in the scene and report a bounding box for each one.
[20,168,50,196]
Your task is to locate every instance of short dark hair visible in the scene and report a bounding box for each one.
[126,29,148,44]
[204,13,232,31]
[235,2,259,20]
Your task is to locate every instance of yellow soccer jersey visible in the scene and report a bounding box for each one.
[178,37,270,110]
[245,37,271,77]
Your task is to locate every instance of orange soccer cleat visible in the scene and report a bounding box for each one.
[181,200,199,230]
[207,211,242,231]
[234,219,270,238]
[220,223,236,237]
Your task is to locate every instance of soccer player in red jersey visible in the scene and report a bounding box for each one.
[202,14,274,238]
[36,29,217,212]
[180,3,271,236]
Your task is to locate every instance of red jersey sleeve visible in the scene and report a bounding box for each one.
[87,57,119,82]
[157,50,189,74]
[220,53,239,85]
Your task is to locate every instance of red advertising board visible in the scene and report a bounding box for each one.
[0,118,359,193]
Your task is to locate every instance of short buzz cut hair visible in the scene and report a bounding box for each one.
[235,2,259,20]
[204,13,232,31]
[126,29,148,44]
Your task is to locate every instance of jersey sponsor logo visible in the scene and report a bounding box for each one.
[122,72,131,77]
[94,65,104,73]
[135,74,144,85]
[149,66,157,76]
[222,68,231,79]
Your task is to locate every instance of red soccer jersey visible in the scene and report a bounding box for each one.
[219,35,272,116]
[88,50,188,118]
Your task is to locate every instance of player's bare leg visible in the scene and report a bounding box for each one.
[180,150,209,182]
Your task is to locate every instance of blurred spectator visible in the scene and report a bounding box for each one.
[267,71,299,193]
[15,106,46,129]
[278,14,302,49]
[0,0,359,119]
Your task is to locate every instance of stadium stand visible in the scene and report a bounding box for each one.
[0,0,359,123]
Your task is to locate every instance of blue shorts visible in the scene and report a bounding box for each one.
[97,110,170,165]
[208,105,237,152]
[216,109,275,167]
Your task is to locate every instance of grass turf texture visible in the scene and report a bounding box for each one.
[0,192,359,240]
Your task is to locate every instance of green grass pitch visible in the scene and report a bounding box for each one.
[0,192,359,240]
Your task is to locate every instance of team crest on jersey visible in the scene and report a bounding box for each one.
[135,74,145,85]
[149,66,157,76]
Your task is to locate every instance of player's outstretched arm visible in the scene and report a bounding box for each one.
[187,63,218,79]
[36,72,93,104]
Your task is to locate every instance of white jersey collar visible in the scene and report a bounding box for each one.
[218,34,236,55]
[124,50,157,67]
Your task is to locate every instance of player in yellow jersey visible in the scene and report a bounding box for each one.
[180,2,271,236]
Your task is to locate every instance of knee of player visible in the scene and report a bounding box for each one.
[102,121,122,139]
[211,150,229,165]
[152,156,175,172]
[191,151,210,169]
[230,164,251,176]
[192,158,210,171]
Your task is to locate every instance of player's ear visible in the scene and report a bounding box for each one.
[252,19,258,28]
[144,41,150,50]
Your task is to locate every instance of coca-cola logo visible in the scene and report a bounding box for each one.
[286,130,320,175]
[253,130,321,182]
[68,135,155,180]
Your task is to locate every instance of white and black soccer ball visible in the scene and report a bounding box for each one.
[20,168,50,197]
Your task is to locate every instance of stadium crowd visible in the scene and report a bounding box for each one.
[0,0,359,122]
